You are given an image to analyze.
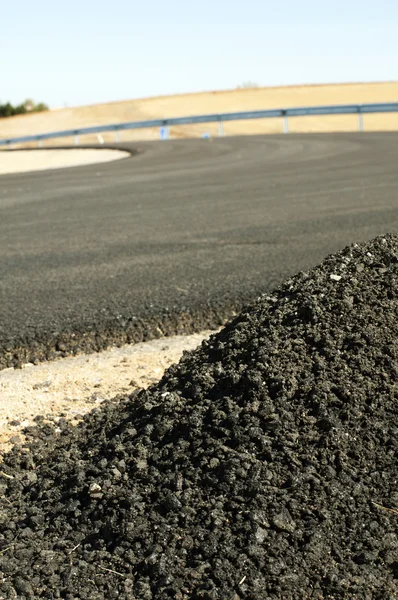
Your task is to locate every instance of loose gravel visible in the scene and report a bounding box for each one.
[1,234,398,599]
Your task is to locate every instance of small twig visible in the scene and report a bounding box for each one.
[68,543,81,555]
[98,565,125,577]
[372,501,398,515]
[0,471,14,480]
[0,546,11,555]
[238,575,247,585]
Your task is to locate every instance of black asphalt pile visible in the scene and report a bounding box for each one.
[1,234,398,599]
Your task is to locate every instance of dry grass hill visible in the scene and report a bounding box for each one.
[1,81,398,147]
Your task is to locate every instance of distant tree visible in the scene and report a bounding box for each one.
[15,102,27,115]
[0,99,48,119]
[23,98,35,112]
[0,102,15,118]
[237,81,259,89]
[32,102,49,113]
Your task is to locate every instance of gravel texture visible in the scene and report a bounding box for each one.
[1,234,398,599]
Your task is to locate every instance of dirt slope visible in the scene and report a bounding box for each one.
[1,81,398,146]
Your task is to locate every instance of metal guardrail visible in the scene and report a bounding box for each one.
[1,102,398,147]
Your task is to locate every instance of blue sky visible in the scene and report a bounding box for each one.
[2,0,397,108]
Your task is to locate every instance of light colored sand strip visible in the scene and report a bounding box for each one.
[0,148,129,175]
[0,331,214,453]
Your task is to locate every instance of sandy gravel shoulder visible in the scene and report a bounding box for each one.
[0,331,214,454]
[0,148,129,175]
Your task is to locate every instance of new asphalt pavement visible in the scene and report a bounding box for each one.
[1,133,398,367]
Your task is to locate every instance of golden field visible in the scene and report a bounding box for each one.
[1,81,398,147]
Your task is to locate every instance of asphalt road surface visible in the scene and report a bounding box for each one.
[1,133,398,368]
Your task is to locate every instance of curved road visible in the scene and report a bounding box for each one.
[1,133,398,367]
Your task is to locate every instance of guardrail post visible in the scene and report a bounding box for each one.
[74,134,79,146]
[115,131,120,143]
[283,112,289,134]
[160,125,170,140]
[38,140,43,149]
[218,119,224,136]
[358,112,364,132]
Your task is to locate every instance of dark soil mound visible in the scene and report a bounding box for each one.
[1,234,398,599]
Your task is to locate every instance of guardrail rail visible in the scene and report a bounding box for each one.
[1,102,398,147]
